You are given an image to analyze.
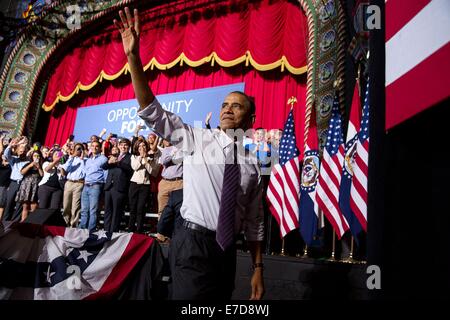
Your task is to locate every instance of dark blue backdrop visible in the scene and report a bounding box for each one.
[73,83,245,142]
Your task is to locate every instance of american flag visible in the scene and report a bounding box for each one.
[350,81,370,230]
[266,109,300,237]
[339,80,364,236]
[315,94,349,239]
[385,0,450,129]
[348,0,369,63]
[0,222,155,300]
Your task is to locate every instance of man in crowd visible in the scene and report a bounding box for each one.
[79,141,107,230]
[0,135,12,221]
[157,139,183,218]
[246,127,272,176]
[3,137,29,221]
[102,138,133,233]
[268,128,283,167]
[114,7,264,300]
[60,143,85,227]
[156,188,183,242]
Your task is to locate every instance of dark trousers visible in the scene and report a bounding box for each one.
[104,189,127,233]
[128,182,150,233]
[169,224,236,300]
[38,185,63,209]
[3,181,20,221]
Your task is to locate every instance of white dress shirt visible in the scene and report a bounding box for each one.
[159,145,183,179]
[138,99,264,241]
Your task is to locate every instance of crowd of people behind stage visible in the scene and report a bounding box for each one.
[0,123,283,239]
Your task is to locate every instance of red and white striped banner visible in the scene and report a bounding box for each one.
[385,0,450,129]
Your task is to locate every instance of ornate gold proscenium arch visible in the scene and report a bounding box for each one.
[0,0,137,139]
[298,0,346,151]
[0,0,346,145]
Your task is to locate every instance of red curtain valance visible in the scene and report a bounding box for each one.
[41,64,307,154]
[42,0,308,111]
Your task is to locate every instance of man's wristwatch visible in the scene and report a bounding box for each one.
[252,262,264,271]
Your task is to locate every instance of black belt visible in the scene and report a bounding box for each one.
[183,220,215,237]
[163,177,183,182]
[68,179,85,184]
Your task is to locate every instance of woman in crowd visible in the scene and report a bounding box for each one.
[38,150,63,210]
[128,139,160,233]
[0,135,12,221]
[16,150,44,221]
[109,145,119,158]
[41,146,50,162]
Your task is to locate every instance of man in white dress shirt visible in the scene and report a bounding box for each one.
[114,7,264,300]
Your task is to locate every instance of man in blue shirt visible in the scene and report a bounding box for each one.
[79,141,107,230]
[60,143,86,227]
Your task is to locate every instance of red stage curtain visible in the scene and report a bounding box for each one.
[42,0,308,110]
[44,64,307,155]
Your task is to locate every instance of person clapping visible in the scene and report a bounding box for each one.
[128,139,160,233]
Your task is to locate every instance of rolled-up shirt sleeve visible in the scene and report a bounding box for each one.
[3,146,14,163]
[243,176,265,242]
[160,147,175,166]
[60,156,73,172]
[138,99,195,155]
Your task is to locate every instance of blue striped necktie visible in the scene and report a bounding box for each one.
[216,142,240,251]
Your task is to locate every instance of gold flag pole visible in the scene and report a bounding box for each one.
[329,77,342,263]
[281,95,296,258]
[280,238,286,256]
[357,63,362,93]
[328,230,337,262]
[288,96,298,109]
[341,236,356,263]
[349,236,355,262]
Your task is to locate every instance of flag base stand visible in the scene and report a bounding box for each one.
[327,251,337,262]
[340,257,357,264]
[295,253,308,259]
[298,246,309,259]
[340,237,360,264]
[352,259,367,265]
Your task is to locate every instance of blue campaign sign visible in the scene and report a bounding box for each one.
[72,83,245,142]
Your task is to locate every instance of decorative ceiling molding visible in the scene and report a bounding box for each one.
[0,0,135,138]
[298,0,346,152]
